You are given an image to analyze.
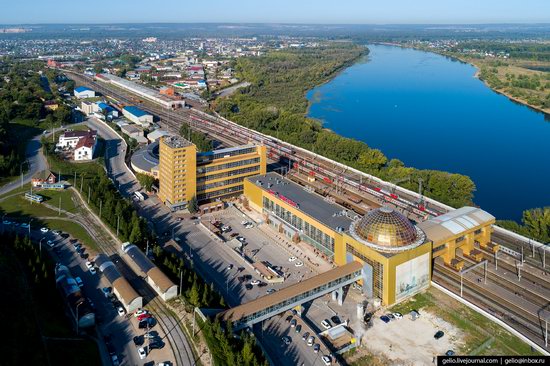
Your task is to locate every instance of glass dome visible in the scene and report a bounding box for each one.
[349,206,426,253]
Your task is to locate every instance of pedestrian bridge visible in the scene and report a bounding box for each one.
[218,261,363,331]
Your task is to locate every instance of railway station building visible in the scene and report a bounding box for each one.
[156,135,266,211]
[243,172,495,306]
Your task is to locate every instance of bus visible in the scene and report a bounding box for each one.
[25,192,44,203]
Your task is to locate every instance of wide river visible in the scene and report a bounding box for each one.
[307,44,550,221]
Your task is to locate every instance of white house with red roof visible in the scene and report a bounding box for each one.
[57,129,98,161]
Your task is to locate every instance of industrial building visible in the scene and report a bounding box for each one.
[122,106,154,127]
[243,173,495,305]
[96,73,186,109]
[95,254,143,312]
[74,86,95,99]
[157,135,266,211]
[121,243,178,301]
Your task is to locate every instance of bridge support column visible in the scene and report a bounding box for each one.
[332,287,344,306]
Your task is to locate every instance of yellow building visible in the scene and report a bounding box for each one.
[158,135,266,211]
[196,144,266,202]
[244,172,495,306]
[158,135,197,211]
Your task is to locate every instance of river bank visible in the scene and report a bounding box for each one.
[402,45,550,116]
[306,44,550,220]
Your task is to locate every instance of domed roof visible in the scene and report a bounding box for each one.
[349,207,426,253]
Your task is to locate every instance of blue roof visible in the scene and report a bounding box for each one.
[123,106,149,118]
[75,86,92,93]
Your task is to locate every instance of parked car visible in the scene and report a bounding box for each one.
[445,350,455,356]
[380,315,390,323]
[250,279,260,286]
[117,307,126,317]
[102,287,111,298]
[52,230,62,235]
[111,354,120,366]
[294,261,304,267]
[285,315,293,323]
[281,336,291,345]
[134,309,149,317]
[290,319,297,328]
[295,324,302,333]
[266,288,276,294]
[133,335,144,346]
[387,313,395,320]
[85,261,94,270]
[331,315,342,325]
[392,312,403,320]
[40,227,49,233]
[307,336,315,347]
[89,267,96,275]
[288,256,297,262]
[138,313,152,321]
[75,277,83,288]
[47,240,55,248]
[314,344,320,353]
[321,319,331,329]
[322,355,332,366]
[137,347,147,360]
[302,332,309,341]
[434,331,445,340]
[227,264,233,270]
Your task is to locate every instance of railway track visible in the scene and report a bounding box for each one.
[433,263,549,349]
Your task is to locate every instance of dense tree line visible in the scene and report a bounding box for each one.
[449,41,550,62]
[179,123,213,152]
[214,44,476,207]
[0,61,73,178]
[498,207,550,243]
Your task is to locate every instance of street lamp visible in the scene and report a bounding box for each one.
[39,237,45,258]
[75,302,83,335]
[28,218,34,237]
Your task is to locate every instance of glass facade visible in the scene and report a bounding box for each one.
[197,146,257,163]
[196,157,260,174]
[346,244,384,300]
[263,196,335,257]
[197,185,243,201]
[196,165,260,183]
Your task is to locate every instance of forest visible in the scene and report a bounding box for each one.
[498,207,550,243]
[214,43,476,207]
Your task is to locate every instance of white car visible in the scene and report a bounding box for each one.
[307,336,315,347]
[245,223,254,229]
[393,312,403,320]
[89,267,96,275]
[137,347,147,360]
[241,220,248,225]
[294,261,304,267]
[40,227,49,233]
[250,279,260,286]
[321,319,331,329]
[47,240,55,248]
[2,220,11,225]
[85,261,93,270]
[117,306,126,317]
[288,256,297,262]
[20,223,29,228]
[322,355,332,365]
[75,277,83,288]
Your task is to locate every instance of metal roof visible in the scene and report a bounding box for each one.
[247,172,353,233]
[219,261,362,323]
[95,254,141,305]
[418,206,495,244]
[75,86,92,93]
[122,244,155,273]
[123,106,150,118]
[131,141,159,172]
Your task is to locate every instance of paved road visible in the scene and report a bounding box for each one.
[84,117,140,197]
[0,133,47,196]
[214,81,251,98]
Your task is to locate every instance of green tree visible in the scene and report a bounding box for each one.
[188,195,199,213]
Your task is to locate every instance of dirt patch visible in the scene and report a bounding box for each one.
[362,311,462,365]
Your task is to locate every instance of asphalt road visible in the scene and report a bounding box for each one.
[84,117,140,197]
[0,133,47,196]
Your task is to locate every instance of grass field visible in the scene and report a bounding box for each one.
[42,218,99,252]
[390,287,539,356]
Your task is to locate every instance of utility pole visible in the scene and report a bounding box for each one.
[116,215,120,237]
[88,186,91,204]
[74,171,77,186]
[59,197,61,215]
[99,200,102,218]
[80,175,83,192]
[179,269,183,297]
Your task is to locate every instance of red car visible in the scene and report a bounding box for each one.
[137,313,152,321]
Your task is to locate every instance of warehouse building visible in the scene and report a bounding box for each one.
[122,106,154,127]
[95,254,143,312]
[74,86,95,99]
[121,243,178,301]
[157,135,266,211]
[96,73,186,109]
[243,173,495,305]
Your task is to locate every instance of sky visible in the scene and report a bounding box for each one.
[2,0,550,24]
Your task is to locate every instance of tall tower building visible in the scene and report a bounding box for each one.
[158,135,197,211]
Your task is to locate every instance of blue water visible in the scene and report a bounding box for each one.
[307,44,550,221]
